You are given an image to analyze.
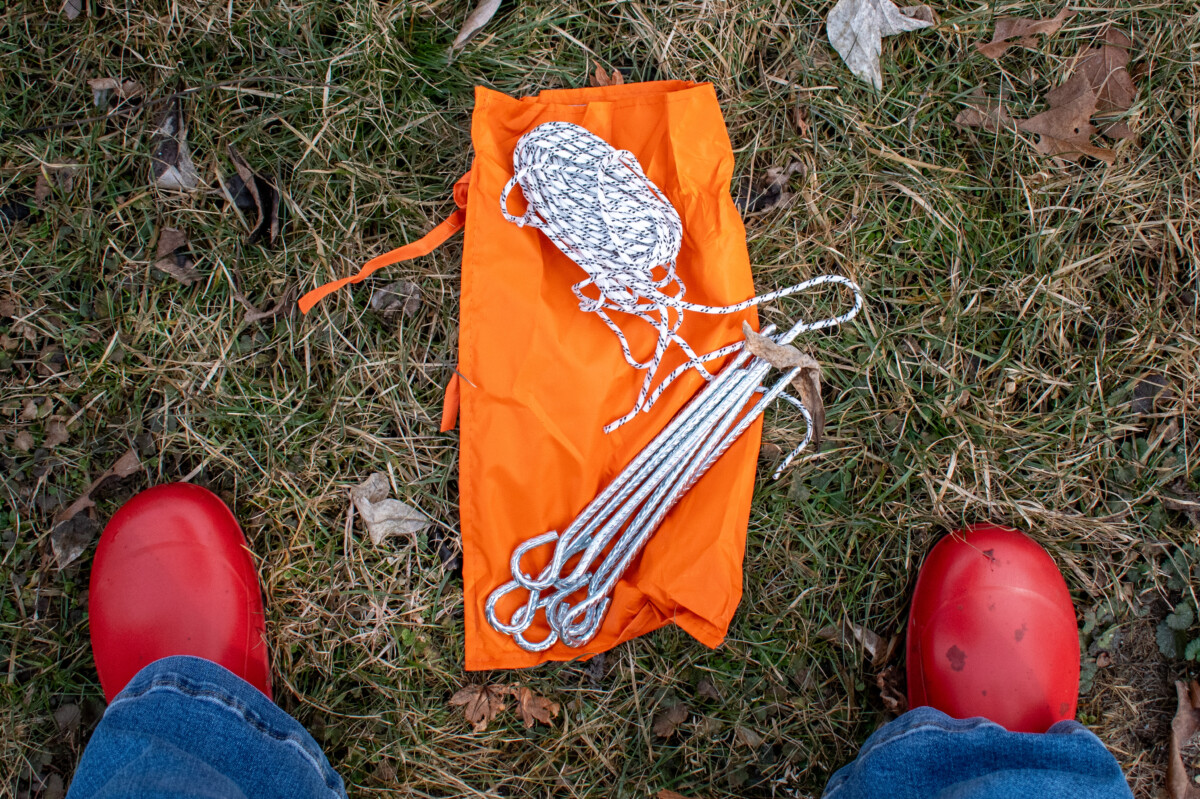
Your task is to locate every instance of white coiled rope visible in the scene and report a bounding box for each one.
[488,121,864,651]
[500,120,862,431]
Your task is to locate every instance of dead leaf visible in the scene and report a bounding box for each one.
[591,65,625,87]
[44,418,69,449]
[452,0,501,50]
[88,77,143,108]
[818,619,896,667]
[370,281,422,319]
[651,702,689,738]
[20,398,41,420]
[149,98,199,191]
[510,685,560,728]
[33,161,82,207]
[1047,29,1137,140]
[61,0,82,20]
[50,514,101,569]
[955,92,1017,133]
[876,664,908,716]
[226,145,280,247]
[696,677,723,702]
[449,683,511,732]
[53,448,141,528]
[1163,485,1200,531]
[350,472,432,546]
[735,162,804,216]
[153,227,200,285]
[826,0,933,90]
[53,703,81,732]
[1168,681,1200,799]
[14,430,34,452]
[900,4,937,24]
[976,8,1073,60]
[1018,86,1115,164]
[734,725,763,749]
[235,286,297,326]
[37,345,66,378]
[743,323,824,450]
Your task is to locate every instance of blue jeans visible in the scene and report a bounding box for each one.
[68,657,1131,798]
[823,706,1133,798]
[67,656,346,799]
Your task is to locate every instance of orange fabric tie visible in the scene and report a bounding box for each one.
[297,208,467,315]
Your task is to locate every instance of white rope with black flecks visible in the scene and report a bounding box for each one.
[500,121,862,432]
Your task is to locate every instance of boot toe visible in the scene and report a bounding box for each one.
[89,483,271,701]
[906,524,1079,732]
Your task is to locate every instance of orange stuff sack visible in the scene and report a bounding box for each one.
[301,81,761,670]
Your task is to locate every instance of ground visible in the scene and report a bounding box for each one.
[1,1,1198,797]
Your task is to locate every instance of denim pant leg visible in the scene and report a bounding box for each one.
[67,656,346,799]
[822,706,1133,799]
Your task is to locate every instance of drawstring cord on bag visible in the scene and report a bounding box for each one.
[500,121,862,432]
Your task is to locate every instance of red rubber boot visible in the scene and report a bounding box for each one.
[89,483,272,702]
[906,524,1079,733]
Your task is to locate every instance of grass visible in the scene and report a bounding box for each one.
[1,0,1198,797]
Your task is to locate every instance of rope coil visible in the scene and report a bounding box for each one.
[501,121,861,431]
[488,121,864,651]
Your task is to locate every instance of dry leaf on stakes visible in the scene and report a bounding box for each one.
[651,702,689,738]
[743,323,824,450]
[452,0,500,50]
[735,162,804,216]
[149,98,199,191]
[349,472,432,546]
[826,0,933,90]
[370,281,422,320]
[1017,86,1115,164]
[955,91,1017,133]
[14,430,34,452]
[510,685,561,729]
[449,684,512,732]
[226,145,280,247]
[975,8,1073,60]
[51,448,141,568]
[1168,681,1200,799]
[33,161,82,207]
[591,64,624,87]
[1046,29,1137,140]
[88,77,143,108]
[154,227,200,285]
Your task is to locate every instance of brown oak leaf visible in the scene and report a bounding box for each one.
[976,8,1073,60]
[1017,87,1115,164]
[510,685,560,729]
[1046,29,1137,139]
[591,65,625,87]
[449,684,511,732]
[651,702,689,738]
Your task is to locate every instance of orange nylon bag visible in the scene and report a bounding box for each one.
[301,81,761,670]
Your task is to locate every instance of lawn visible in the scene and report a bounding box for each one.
[1,0,1197,797]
